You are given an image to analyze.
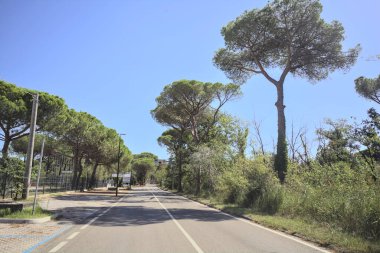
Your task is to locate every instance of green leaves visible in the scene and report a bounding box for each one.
[152,79,241,144]
[214,0,360,84]
[131,154,156,185]
[0,80,66,157]
[355,75,380,104]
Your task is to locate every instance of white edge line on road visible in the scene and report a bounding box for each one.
[49,241,67,253]
[160,188,331,253]
[66,232,80,240]
[151,191,205,253]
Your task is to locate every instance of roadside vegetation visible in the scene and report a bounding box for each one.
[0,81,133,200]
[0,206,51,219]
[152,1,380,252]
[1,0,379,251]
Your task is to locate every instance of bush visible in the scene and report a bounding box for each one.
[0,157,24,199]
[217,156,283,214]
[216,159,248,204]
[283,162,380,239]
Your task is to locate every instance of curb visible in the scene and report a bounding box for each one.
[0,216,51,224]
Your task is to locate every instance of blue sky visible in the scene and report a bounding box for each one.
[0,0,379,159]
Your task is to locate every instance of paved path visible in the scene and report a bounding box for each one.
[34,186,330,253]
[0,189,126,253]
[0,223,70,253]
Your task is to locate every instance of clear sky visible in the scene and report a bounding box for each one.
[0,0,379,158]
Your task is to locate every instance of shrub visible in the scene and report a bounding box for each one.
[216,158,248,204]
[283,162,380,239]
[217,156,283,214]
[0,157,24,199]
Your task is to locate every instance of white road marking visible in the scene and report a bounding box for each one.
[66,232,80,240]
[79,196,125,230]
[151,191,205,253]
[159,187,331,253]
[221,212,331,253]
[49,241,67,252]
[50,195,126,252]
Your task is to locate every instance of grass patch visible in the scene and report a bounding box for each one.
[168,189,380,253]
[0,206,52,219]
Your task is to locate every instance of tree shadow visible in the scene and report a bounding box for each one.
[52,188,233,227]
[55,204,233,227]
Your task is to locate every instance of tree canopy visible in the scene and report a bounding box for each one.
[0,80,66,157]
[355,75,380,104]
[152,80,241,144]
[213,0,360,182]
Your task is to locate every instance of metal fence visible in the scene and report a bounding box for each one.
[0,153,107,200]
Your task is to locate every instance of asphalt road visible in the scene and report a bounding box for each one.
[35,186,330,253]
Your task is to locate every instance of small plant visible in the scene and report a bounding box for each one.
[0,206,51,219]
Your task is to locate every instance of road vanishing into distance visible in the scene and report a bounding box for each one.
[36,186,330,253]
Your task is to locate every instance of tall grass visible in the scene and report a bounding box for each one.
[282,162,380,239]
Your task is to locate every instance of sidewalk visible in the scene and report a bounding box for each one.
[0,222,71,253]
[0,188,128,253]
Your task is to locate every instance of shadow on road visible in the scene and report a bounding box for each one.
[51,188,234,227]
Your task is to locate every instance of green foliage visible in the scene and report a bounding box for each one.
[210,114,249,159]
[216,158,248,205]
[0,205,51,218]
[155,163,173,189]
[133,152,157,161]
[0,157,24,198]
[11,134,61,158]
[283,162,380,239]
[151,79,241,144]
[355,74,380,104]
[213,0,359,182]
[0,80,132,193]
[131,154,156,185]
[354,108,380,180]
[316,119,356,166]
[0,80,66,157]
[152,80,241,192]
[157,129,189,192]
[217,157,283,214]
[187,146,226,195]
[214,0,360,84]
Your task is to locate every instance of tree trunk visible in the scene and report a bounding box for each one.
[177,151,183,192]
[274,82,288,183]
[71,151,80,189]
[76,158,83,190]
[1,138,11,159]
[195,166,201,196]
[89,162,99,189]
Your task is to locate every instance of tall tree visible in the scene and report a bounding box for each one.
[152,80,241,145]
[55,109,103,189]
[355,75,380,104]
[152,80,241,194]
[213,0,360,182]
[131,153,156,185]
[158,128,189,192]
[0,81,66,158]
[87,126,113,189]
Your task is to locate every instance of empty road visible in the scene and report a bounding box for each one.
[35,186,330,253]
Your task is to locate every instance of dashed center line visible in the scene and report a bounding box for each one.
[66,232,79,240]
[49,241,67,253]
[49,195,126,252]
